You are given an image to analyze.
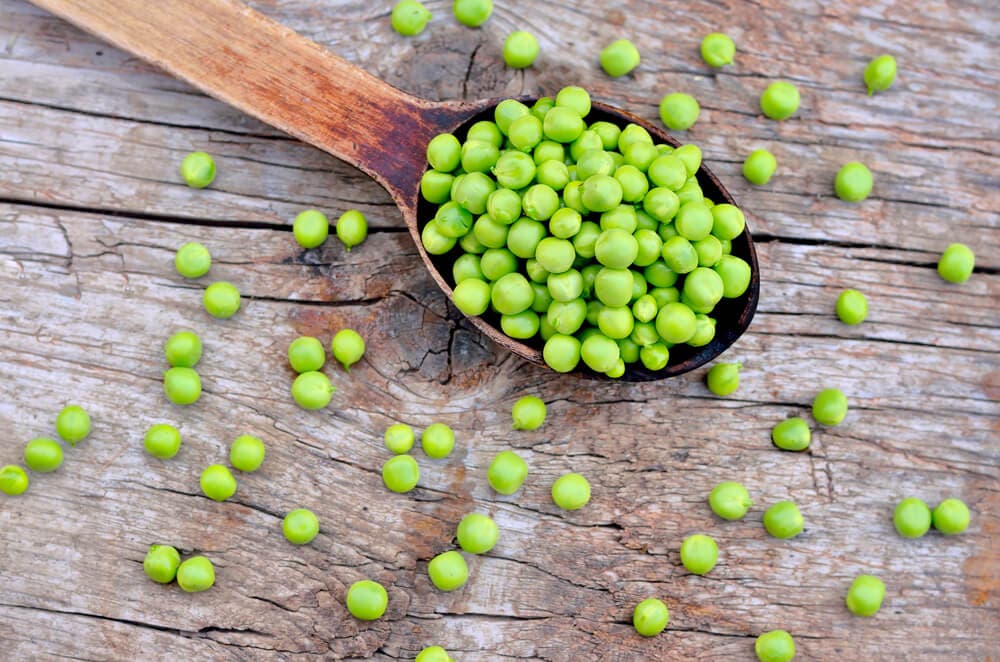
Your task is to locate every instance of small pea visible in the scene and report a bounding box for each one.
[836,289,868,325]
[426,133,461,172]
[143,423,182,459]
[331,329,365,371]
[511,396,546,430]
[488,450,528,495]
[600,39,640,77]
[771,417,811,452]
[659,93,700,131]
[427,550,469,591]
[336,210,368,251]
[24,437,63,473]
[164,331,203,368]
[812,388,848,426]
[760,81,800,120]
[706,362,740,396]
[283,508,320,545]
[456,513,499,554]
[391,0,432,36]
[291,371,335,410]
[179,151,215,189]
[230,435,265,472]
[0,465,29,495]
[503,31,539,69]
[384,424,415,454]
[293,210,329,249]
[55,404,91,446]
[708,481,752,521]
[846,574,886,617]
[174,242,211,279]
[700,32,735,67]
[287,336,326,373]
[163,366,201,405]
[680,534,718,575]
[416,647,454,662]
[893,497,931,538]
[932,498,970,535]
[863,55,897,95]
[200,464,236,502]
[203,281,241,319]
[453,0,492,27]
[143,544,181,584]
[382,455,420,493]
[346,579,388,620]
[937,243,975,283]
[834,162,873,202]
[176,556,215,592]
[551,472,590,510]
[743,149,777,186]
[422,423,455,458]
[632,597,669,637]
[763,501,804,539]
[755,630,795,662]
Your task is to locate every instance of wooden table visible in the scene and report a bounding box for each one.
[1,0,997,659]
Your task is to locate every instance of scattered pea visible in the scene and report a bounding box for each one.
[680,534,718,575]
[893,497,932,538]
[836,289,868,325]
[55,404,91,445]
[760,81,800,120]
[203,281,241,319]
[293,210,329,249]
[143,544,181,584]
[230,435,265,472]
[632,597,669,637]
[812,388,848,426]
[937,243,975,283]
[755,630,795,662]
[488,450,528,495]
[24,437,63,473]
[600,39,640,77]
[863,55,897,95]
[456,513,499,554]
[421,423,455,458]
[700,32,735,67]
[511,395,546,430]
[331,329,365,371]
[834,162,873,202]
[163,366,201,405]
[283,508,320,545]
[743,149,777,186]
[164,331,203,368]
[288,336,326,373]
[347,579,388,620]
[291,371,335,410]
[706,362,740,396]
[144,423,182,459]
[416,647,453,662]
[0,465,29,495]
[391,0,432,36]
[176,556,215,592]
[428,550,469,591]
[174,242,212,279]
[846,574,886,617]
[384,424,416,454]
[771,417,811,452]
[336,210,368,251]
[763,501,804,539]
[932,498,970,535]
[709,481,752,520]
[382,455,420,493]
[200,464,236,502]
[503,31,539,69]
[453,0,492,27]
[659,93,700,131]
[552,472,590,510]
[180,151,216,189]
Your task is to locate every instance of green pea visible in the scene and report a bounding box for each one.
[332,328,366,371]
[600,205,638,233]
[755,630,795,662]
[694,235,722,267]
[932,498,970,535]
[483,189,519,226]
[624,142,660,172]
[163,366,201,405]
[569,131,603,162]
[656,302,696,344]
[581,175,623,213]
[480,248,518,280]
[293,210,329,249]
[144,424,181,459]
[632,230,663,268]
[710,204,745,241]
[459,230,486,254]
[500,311,539,339]
[143,544,181,584]
[834,162,873,202]
[618,123,653,153]
[507,218,547,257]
[428,550,469,591]
[495,99,531,135]
[657,221,679,242]
[453,0,492,27]
[452,255,483,285]
[846,575,886,617]
[0,465,29,495]
[706,362,740,396]
[594,228,638,269]
[452,174,495,217]
[531,96,555,120]
[488,450,528,495]
[382,454,420,493]
[456,513,499,554]
[708,481,752,520]
[743,149,777,185]
[649,288,680,310]
[714,255,752,298]
[543,333,582,372]
[535,237,576,273]
[600,38,640,77]
[598,306,635,340]
[508,114,544,152]
[512,396,546,430]
[658,93,700,131]
[422,423,455,458]
[491,272,533,315]
[674,202,714,241]
[427,133,462,172]
[863,54,897,95]
[473,216,508,250]
[893,497,931,538]
[416,646,454,662]
[230,434,265,472]
[536,160,569,191]
[618,337,641,364]
[836,289,868,325]
[336,210,368,250]
[291,371,335,410]
[391,0,432,35]
[680,534,718,575]
[674,144,702,177]
[421,220,457,255]
[594,267,634,307]
[763,501,804,539]
[639,342,670,370]
[548,208,582,240]
[700,32,735,67]
[180,151,216,189]
[203,281,241,319]
[174,242,211,279]
[643,188,681,223]
[503,31,539,68]
[534,140,565,165]
[452,278,491,316]
[760,81,800,120]
[176,556,215,593]
[632,294,658,324]
[162,331,202,370]
[555,86,591,117]
[937,243,975,283]
[589,121,621,150]
[283,508,319,545]
[542,106,585,144]
[688,314,716,347]
[771,417,811,451]
[633,597,669,637]
[287,336,325,373]
[384,424,415,455]
[614,164,650,203]
[812,388,848,426]
[467,121,503,147]
[644,261,678,288]
[54,404,91,446]
[346,580,388,620]
[647,155,687,191]
[494,151,536,189]
[551,472,591,510]
[200,464,236,501]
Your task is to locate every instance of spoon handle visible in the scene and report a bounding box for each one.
[31,0,450,199]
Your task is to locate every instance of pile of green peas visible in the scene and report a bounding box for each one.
[419,86,752,377]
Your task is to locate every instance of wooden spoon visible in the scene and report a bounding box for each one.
[30,0,758,381]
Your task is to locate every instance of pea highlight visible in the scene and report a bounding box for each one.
[55,404,91,445]
[180,151,216,189]
[203,281,241,319]
[382,455,420,493]
[503,31,539,69]
[771,417,811,452]
[422,423,455,458]
[700,32,735,67]
[812,388,848,426]
[391,0,432,36]
[512,395,546,430]
[680,534,719,575]
[600,39,640,77]
[709,481,752,520]
[706,362,740,396]
[292,210,329,249]
[836,289,868,325]
[336,210,368,251]
[932,498,970,535]
[937,243,975,283]
[143,544,181,584]
[200,464,237,502]
[291,371,335,410]
[760,81,800,121]
[164,331,203,368]
[552,472,591,510]
[143,423,182,459]
[24,437,64,473]
[384,423,416,454]
[176,556,215,592]
[283,508,320,545]
[0,465,29,495]
[763,501,804,539]
[488,450,528,495]
[174,242,211,279]
[632,598,669,637]
[893,497,932,538]
[331,328,365,371]
[659,93,700,131]
[456,513,499,554]
[163,366,201,405]
[453,0,492,27]
[230,434,265,472]
[863,54,897,95]
[834,162,873,202]
[846,574,886,617]
[427,550,469,591]
[755,630,795,662]
[743,149,777,186]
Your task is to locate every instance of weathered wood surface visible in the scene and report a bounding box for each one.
[0,0,997,660]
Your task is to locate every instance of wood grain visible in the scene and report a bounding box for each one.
[0,0,997,660]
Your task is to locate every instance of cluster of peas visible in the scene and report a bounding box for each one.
[0,404,91,495]
[420,86,754,376]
